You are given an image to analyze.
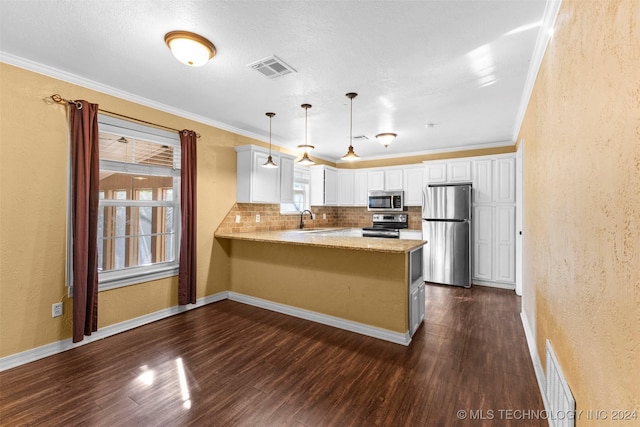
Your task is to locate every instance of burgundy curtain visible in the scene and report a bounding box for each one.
[178,130,197,305]
[70,101,100,343]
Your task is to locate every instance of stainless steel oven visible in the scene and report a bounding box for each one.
[362,213,408,238]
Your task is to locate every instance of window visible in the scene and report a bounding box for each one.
[69,115,181,291]
[280,167,310,214]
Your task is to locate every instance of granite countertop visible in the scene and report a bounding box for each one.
[215,228,427,254]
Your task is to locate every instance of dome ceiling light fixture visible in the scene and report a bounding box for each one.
[297,104,315,166]
[375,132,397,148]
[262,112,278,169]
[341,92,360,161]
[164,31,216,67]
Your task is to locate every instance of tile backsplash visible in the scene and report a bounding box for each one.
[216,204,422,234]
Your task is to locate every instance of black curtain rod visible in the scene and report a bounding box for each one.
[49,94,200,138]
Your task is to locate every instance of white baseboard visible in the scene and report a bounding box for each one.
[0,291,228,372]
[520,311,552,426]
[1,290,410,371]
[228,291,411,346]
[473,280,516,290]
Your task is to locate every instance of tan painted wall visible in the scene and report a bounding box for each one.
[226,239,408,332]
[517,1,639,423]
[0,63,254,357]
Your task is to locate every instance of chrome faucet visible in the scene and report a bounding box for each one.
[299,210,315,229]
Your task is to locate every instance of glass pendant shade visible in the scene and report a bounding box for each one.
[297,152,314,165]
[263,155,278,168]
[341,145,360,161]
[262,112,278,168]
[164,31,216,67]
[376,132,397,147]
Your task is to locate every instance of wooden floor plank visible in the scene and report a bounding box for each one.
[0,284,545,426]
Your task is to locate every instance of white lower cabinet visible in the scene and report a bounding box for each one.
[473,204,515,285]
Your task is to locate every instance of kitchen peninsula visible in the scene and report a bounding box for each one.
[215,229,427,345]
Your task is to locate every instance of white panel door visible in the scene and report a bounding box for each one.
[473,205,493,281]
[494,157,516,203]
[472,159,493,203]
[493,205,516,283]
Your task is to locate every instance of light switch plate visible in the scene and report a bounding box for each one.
[323,213,327,220]
[235,215,241,223]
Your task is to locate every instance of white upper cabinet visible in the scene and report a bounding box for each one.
[235,145,295,204]
[447,160,472,182]
[337,170,355,206]
[424,162,447,184]
[353,171,368,206]
[367,168,403,192]
[280,156,294,204]
[403,166,424,206]
[324,168,338,205]
[367,170,385,191]
[310,165,339,206]
[384,168,404,191]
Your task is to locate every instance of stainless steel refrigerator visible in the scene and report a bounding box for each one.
[422,184,472,288]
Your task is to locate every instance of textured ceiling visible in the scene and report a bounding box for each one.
[0,0,548,162]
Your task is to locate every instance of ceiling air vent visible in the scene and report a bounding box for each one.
[353,135,369,140]
[247,55,297,79]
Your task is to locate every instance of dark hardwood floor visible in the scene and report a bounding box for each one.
[0,284,545,426]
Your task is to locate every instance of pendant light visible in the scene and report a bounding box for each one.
[341,92,360,161]
[262,112,278,168]
[375,132,397,147]
[297,104,315,165]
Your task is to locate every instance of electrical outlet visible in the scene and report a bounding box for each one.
[255,214,260,223]
[323,213,327,220]
[52,302,63,318]
[235,214,241,223]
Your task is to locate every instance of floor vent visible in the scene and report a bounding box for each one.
[247,55,296,79]
[546,340,576,427]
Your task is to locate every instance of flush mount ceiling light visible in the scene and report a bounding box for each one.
[297,104,315,166]
[164,31,216,67]
[341,92,360,161]
[375,132,397,148]
[262,112,278,169]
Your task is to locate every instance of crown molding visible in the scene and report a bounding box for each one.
[511,0,563,141]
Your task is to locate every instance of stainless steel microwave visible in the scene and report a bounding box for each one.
[367,191,404,211]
